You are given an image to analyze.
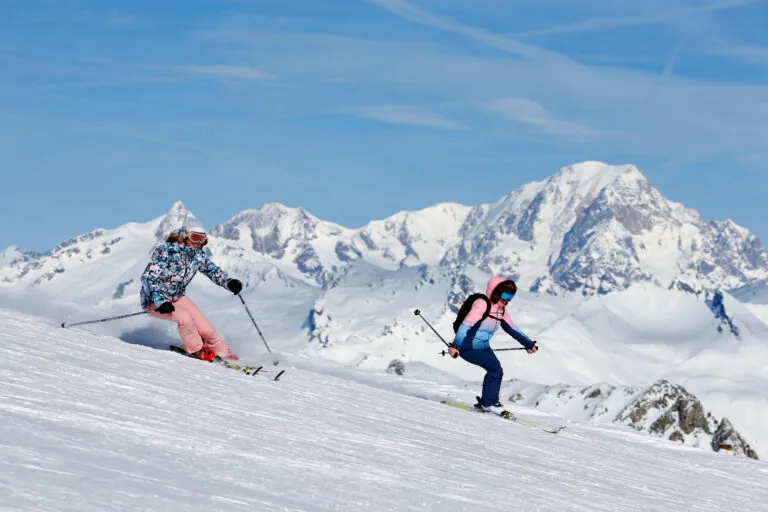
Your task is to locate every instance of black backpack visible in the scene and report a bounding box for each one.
[453,293,492,333]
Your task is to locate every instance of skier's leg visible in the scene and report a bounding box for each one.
[179,297,232,357]
[480,350,504,406]
[460,349,503,407]
[148,297,203,354]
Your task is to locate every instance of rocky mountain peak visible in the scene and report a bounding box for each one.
[154,201,192,239]
[711,418,759,459]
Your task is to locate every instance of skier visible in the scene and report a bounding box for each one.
[448,276,538,416]
[140,213,242,361]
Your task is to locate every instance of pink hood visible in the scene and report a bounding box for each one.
[485,275,507,299]
[486,275,514,322]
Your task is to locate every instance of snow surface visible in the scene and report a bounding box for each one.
[2,308,768,512]
[2,244,768,459]
[2,161,768,463]
[733,280,768,307]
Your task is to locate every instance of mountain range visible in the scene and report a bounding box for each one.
[2,160,767,459]
[4,161,766,296]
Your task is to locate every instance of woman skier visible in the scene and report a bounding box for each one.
[448,276,538,416]
[140,214,242,361]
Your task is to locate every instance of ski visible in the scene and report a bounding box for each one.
[168,345,285,381]
[439,397,566,434]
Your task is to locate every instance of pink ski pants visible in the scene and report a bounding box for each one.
[148,296,230,356]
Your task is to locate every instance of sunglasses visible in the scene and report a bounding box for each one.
[188,232,207,244]
[500,292,515,301]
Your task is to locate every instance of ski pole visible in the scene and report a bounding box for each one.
[438,346,527,355]
[414,309,459,358]
[438,346,528,357]
[238,294,279,366]
[61,310,148,328]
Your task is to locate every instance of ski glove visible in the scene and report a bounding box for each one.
[227,279,243,295]
[526,341,538,354]
[157,302,175,314]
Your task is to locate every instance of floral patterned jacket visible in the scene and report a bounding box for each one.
[140,242,231,309]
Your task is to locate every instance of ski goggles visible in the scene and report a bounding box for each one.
[500,292,515,301]
[188,232,207,244]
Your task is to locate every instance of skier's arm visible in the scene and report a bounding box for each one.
[501,319,534,349]
[197,255,231,289]
[141,244,173,308]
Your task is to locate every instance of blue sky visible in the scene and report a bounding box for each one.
[1,0,767,252]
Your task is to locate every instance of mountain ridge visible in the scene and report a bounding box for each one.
[4,161,765,296]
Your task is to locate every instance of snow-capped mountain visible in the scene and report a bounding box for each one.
[3,161,766,296]
[440,162,767,294]
[209,201,473,286]
[2,160,768,459]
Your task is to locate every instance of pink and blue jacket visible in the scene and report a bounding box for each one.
[451,276,534,351]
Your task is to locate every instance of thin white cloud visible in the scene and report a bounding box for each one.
[175,65,274,80]
[338,105,468,130]
[366,0,568,64]
[38,77,178,90]
[663,38,686,77]
[357,0,764,146]
[512,0,766,38]
[482,98,596,137]
[368,0,765,72]
[198,14,768,161]
[704,43,768,68]
[0,111,247,161]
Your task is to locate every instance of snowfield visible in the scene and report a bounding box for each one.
[2,308,767,512]
[3,161,768,509]
[3,162,768,461]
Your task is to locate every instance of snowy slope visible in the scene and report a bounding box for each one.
[732,280,768,305]
[6,270,765,459]
[2,237,768,458]
[2,308,768,512]
[301,275,768,458]
[2,160,768,461]
[730,280,768,325]
[499,378,758,458]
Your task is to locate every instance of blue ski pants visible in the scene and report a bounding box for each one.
[460,349,503,407]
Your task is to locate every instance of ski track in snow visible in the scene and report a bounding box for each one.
[1,309,767,511]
